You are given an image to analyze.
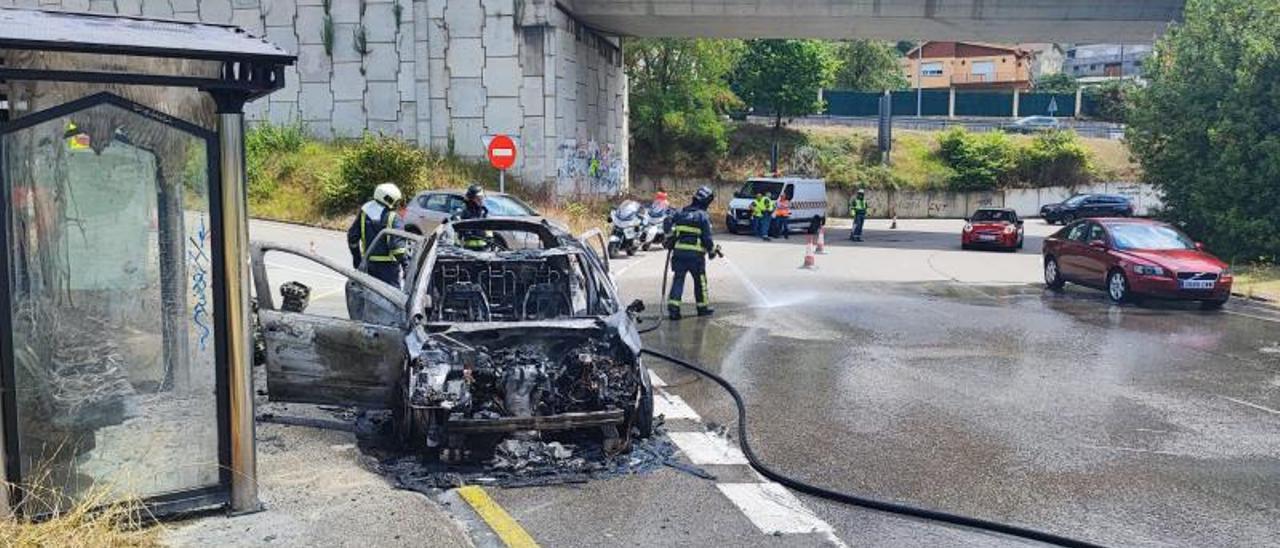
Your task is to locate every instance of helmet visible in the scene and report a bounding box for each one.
[856,188,866,195]
[692,186,715,208]
[465,184,485,202]
[374,183,402,208]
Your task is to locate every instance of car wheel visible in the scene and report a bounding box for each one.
[1107,269,1131,303]
[726,216,739,235]
[1044,257,1066,290]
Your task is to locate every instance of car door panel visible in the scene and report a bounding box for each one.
[1077,224,1110,286]
[250,241,409,409]
[259,310,402,408]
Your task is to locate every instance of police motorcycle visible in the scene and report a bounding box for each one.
[637,200,670,252]
[608,199,643,258]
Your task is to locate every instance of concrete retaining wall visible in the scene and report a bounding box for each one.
[632,175,1161,219]
[11,0,628,193]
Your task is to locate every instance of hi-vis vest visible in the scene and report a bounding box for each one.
[775,197,792,218]
[752,195,774,218]
[358,201,408,263]
[850,197,868,216]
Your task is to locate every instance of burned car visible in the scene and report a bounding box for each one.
[250,218,654,460]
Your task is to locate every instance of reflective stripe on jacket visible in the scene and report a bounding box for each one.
[664,205,715,259]
[353,201,407,263]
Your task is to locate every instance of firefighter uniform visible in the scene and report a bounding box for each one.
[347,200,408,287]
[664,204,715,319]
[458,198,491,250]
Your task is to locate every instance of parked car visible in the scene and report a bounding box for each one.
[961,207,1024,251]
[726,177,828,235]
[250,219,655,460]
[1007,115,1062,133]
[1042,218,1232,308]
[1039,193,1134,224]
[403,189,548,249]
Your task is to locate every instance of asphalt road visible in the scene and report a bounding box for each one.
[248,217,1280,547]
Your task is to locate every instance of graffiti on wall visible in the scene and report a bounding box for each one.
[557,139,625,193]
[188,216,211,352]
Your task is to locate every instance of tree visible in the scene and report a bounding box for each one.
[625,38,743,172]
[833,40,907,91]
[1034,73,1078,93]
[731,39,837,169]
[1083,79,1138,123]
[1127,0,1280,262]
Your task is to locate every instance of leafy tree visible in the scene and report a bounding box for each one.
[1083,80,1138,123]
[833,40,907,91]
[625,38,743,171]
[1127,0,1280,262]
[731,40,837,167]
[937,128,1018,191]
[1034,73,1078,93]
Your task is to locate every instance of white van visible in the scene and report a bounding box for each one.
[725,177,828,235]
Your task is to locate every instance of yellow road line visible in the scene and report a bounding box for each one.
[457,485,540,548]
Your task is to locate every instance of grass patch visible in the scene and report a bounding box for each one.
[1,483,160,548]
[1234,265,1280,301]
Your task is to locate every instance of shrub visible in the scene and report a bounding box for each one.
[245,122,307,200]
[1016,130,1093,187]
[936,128,1017,191]
[322,134,428,213]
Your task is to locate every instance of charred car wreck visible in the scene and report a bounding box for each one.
[251,219,654,460]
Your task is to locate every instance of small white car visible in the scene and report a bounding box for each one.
[725,177,828,235]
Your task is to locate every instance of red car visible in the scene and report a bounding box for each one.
[961,208,1025,251]
[1042,218,1232,308]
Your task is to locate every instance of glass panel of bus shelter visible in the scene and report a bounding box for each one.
[4,101,219,508]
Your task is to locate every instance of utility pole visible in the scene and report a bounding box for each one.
[916,43,923,117]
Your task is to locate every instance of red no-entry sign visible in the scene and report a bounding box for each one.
[487,134,517,171]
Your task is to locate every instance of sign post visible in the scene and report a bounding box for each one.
[486,134,517,193]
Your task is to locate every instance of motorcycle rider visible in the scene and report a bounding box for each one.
[663,186,717,320]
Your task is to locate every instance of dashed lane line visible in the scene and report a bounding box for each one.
[456,485,540,548]
[653,390,701,421]
[716,483,849,547]
[668,431,749,466]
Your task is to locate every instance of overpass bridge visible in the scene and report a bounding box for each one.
[12,0,1184,193]
[567,0,1182,42]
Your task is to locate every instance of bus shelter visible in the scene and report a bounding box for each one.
[0,8,293,516]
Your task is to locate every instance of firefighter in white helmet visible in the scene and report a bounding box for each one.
[347,182,409,287]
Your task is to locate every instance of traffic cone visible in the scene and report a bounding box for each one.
[816,226,828,254]
[890,215,898,230]
[800,236,817,269]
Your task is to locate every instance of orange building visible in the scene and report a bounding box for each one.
[902,42,1034,91]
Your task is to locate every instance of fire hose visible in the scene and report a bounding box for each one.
[637,347,1105,548]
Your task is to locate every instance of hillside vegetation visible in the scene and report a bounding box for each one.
[635,122,1140,191]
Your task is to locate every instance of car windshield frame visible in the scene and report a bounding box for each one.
[970,210,1015,222]
[484,194,538,216]
[1063,194,1089,206]
[1108,223,1197,251]
[736,180,785,199]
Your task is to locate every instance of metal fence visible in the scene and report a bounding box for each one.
[823,89,1083,119]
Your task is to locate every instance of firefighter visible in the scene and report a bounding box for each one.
[457,184,491,250]
[849,188,869,242]
[664,186,717,320]
[347,182,408,287]
[772,193,792,239]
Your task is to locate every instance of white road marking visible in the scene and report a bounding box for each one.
[669,432,749,466]
[1223,310,1280,324]
[1221,396,1280,417]
[716,483,836,536]
[1083,445,1180,457]
[653,390,701,421]
[648,369,667,388]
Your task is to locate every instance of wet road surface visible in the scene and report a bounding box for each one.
[252,218,1280,547]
